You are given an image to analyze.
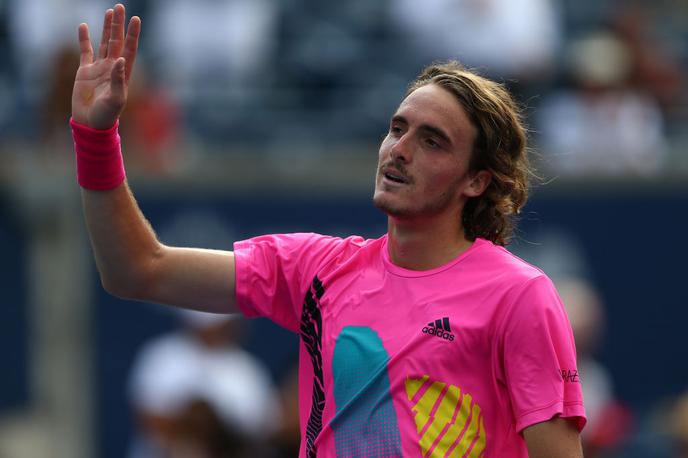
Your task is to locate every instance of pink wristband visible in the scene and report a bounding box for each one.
[70,118,126,190]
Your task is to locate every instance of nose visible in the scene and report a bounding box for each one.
[390,132,413,163]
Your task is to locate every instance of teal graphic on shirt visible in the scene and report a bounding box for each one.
[331,326,402,457]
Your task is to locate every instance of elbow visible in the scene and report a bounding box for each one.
[99,269,147,300]
[99,275,122,298]
[100,272,139,300]
[98,246,162,301]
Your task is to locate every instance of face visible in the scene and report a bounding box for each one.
[373,84,487,221]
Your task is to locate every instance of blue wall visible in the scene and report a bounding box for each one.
[0,201,29,412]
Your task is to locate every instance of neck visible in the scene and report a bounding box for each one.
[386,213,473,271]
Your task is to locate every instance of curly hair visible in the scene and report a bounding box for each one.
[408,61,533,246]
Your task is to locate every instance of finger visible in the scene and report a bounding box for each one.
[107,3,126,59]
[123,16,141,83]
[98,9,113,59]
[78,23,94,65]
[110,57,126,101]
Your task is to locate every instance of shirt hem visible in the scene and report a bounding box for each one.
[515,399,587,433]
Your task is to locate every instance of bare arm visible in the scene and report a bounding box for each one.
[73,5,236,313]
[523,416,583,458]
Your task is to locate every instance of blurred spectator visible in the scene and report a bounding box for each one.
[388,0,562,89]
[119,60,181,173]
[254,0,394,144]
[146,0,277,102]
[143,0,278,144]
[6,0,109,141]
[39,46,80,149]
[536,31,668,176]
[277,0,389,105]
[613,3,688,141]
[7,0,108,103]
[612,5,686,133]
[127,310,282,458]
[558,277,632,457]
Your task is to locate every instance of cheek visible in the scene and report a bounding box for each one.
[426,168,463,193]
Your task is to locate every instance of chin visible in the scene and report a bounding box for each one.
[374,192,458,221]
[373,193,411,218]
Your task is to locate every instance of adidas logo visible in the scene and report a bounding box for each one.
[422,317,455,341]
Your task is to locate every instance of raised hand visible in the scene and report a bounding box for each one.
[71,4,141,130]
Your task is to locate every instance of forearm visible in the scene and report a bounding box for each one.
[81,181,161,298]
[81,183,237,312]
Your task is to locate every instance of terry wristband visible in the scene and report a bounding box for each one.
[70,118,126,190]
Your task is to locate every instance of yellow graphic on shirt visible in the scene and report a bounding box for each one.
[405,376,486,457]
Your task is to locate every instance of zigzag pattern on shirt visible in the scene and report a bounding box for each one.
[300,276,326,458]
[405,376,486,458]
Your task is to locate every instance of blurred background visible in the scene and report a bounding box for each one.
[0,0,687,456]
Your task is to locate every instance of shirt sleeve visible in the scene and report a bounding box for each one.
[500,275,587,433]
[233,232,345,332]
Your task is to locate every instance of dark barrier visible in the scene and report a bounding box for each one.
[0,203,29,411]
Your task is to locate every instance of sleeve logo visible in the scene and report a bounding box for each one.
[560,369,580,383]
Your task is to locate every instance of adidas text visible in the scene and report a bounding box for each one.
[422,326,455,341]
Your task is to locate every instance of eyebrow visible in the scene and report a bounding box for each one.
[391,115,453,146]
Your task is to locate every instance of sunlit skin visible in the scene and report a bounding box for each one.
[72,4,140,130]
[373,84,491,270]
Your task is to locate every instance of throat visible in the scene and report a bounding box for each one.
[386,222,472,271]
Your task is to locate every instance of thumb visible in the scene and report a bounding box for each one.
[110,57,127,98]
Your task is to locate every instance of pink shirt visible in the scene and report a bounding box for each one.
[234,233,585,457]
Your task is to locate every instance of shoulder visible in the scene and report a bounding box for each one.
[468,240,563,323]
[473,242,572,338]
[470,238,549,286]
[241,232,384,268]
[236,232,378,255]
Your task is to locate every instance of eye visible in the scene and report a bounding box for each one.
[425,137,440,149]
[389,125,403,135]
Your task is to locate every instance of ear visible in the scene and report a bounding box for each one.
[464,170,492,198]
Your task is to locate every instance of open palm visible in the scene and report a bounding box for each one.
[72,4,140,130]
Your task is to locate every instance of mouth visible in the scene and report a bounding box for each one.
[381,167,409,184]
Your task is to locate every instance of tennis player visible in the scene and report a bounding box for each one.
[71,4,585,457]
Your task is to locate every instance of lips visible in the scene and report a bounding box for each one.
[382,166,409,184]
